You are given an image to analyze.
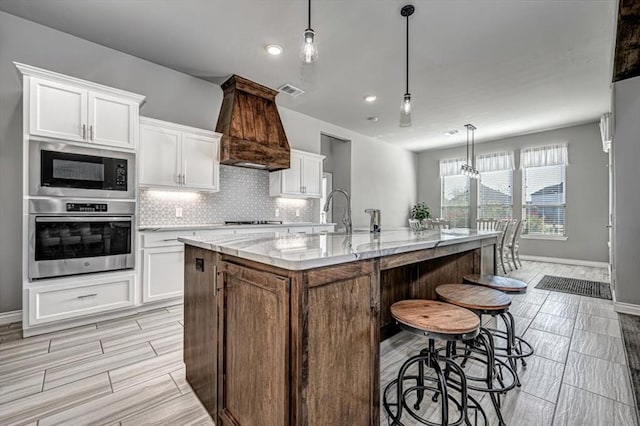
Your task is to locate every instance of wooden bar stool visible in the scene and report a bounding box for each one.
[383,300,488,426]
[462,274,534,376]
[435,284,518,426]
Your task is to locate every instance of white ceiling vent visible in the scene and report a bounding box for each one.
[277,83,304,97]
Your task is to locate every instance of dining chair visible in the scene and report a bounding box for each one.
[503,219,520,271]
[495,219,510,274]
[506,220,524,269]
[477,218,497,231]
[431,218,451,229]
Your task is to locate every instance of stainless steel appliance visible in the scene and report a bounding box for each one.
[29,140,135,199]
[28,199,135,280]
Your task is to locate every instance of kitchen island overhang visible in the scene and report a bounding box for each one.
[180,229,499,425]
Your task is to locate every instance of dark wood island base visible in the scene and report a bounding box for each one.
[183,236,496,425]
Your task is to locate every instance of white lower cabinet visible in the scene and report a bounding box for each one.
[27,271,135,325]
[142,246,185,303]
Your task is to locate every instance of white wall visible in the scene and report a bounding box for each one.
[613,75,640,306]
[417,123,609,263]
[0,12,417,313]
[281,108,417,229]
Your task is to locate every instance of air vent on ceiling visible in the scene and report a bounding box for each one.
[277,83,305,97]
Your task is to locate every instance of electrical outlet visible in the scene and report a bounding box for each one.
[295,209,300,217]
[175,207,183,218]
[275,208,280,217]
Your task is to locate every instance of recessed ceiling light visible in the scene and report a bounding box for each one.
[265,44,283,56]
[367,116,379,122]
[443,129,459,136]
[364,95,377,103]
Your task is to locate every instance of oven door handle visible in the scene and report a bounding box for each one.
[35,216,132,223]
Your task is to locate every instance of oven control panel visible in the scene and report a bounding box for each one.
[66,203,108,212]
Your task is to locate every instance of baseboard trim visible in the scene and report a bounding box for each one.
[519,255,609,269]
[614,302,640,316]
[0,310,22,325]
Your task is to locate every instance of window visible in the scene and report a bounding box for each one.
[439,158,470,227]
[521,144,568,237]
[478,170,513,219]
[476,152,514,220]
[441,174,470,227]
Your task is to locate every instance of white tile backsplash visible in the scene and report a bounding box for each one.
[139,165,316,226]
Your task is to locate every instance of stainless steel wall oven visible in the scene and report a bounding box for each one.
[29,199,135,280]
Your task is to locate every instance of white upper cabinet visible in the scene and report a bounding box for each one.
[281,151,304,195]
[139,123,182,187]
[29,78,88,143]
[139,117,220,192]
[17,62,145,151]
[88,92,138,149]
[269,149,325,198]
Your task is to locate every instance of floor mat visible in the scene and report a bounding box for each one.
[534,275,612,300]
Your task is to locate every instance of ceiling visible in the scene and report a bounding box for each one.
[0,0,617,151]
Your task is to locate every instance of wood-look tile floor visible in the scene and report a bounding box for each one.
[0,304,213,426]
[0,261,635,425]
[381,261,638,426]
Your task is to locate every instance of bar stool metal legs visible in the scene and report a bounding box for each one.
[383,338,488,426]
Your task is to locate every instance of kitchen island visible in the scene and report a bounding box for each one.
[179,229,498,425]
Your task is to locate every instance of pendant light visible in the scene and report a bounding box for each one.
[300,0,318,63]
[399,5,414,127]
[461,124,480,179]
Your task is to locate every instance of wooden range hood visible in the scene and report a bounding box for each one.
[215,75,290,171]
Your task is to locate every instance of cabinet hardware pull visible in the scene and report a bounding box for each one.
[162,238,178,242]
[182,174,186,185]
[89,125,94,141]
[77,293,97,299]
[82,124,86,139]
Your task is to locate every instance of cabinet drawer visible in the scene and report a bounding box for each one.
[28,273,135,325]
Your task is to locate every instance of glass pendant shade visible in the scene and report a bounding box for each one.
[399,94,412,127]
[300,29,318,63]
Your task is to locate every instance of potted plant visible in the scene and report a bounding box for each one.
[409,202,432,230]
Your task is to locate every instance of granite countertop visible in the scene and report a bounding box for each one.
[178,229,499,271]
[139,222,336,232]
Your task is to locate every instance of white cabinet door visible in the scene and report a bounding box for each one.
[88,92,138,149]
[281,151,304,195]
[303,156,322,197]
[142,246,184,303]
[29,77,88,142]
[139,124,182,188]
[182,133,219,191]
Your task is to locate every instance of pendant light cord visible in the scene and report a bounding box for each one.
[471,128,475,168]
[405,14,409,95]
[308,0,311,30]
[466,126,470,165]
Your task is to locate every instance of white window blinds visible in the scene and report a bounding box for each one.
[439,158,466,177]
[520,144,568,168]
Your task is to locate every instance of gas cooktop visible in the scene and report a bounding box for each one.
[224,221,284,226]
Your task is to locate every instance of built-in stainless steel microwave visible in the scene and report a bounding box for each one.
[29,141,135,199]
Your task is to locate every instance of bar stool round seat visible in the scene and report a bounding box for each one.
[458,277,534,392]
[435,284,512,315]
[463,274,527,294]
[435,284,518,426]
[391,299,480,340]
[383,300,487,426]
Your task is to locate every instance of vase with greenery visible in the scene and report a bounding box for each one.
[409,202,432,231]
[410,202,432,220]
